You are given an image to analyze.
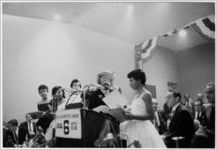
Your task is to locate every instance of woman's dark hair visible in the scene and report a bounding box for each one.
[70,79,80,88]
[38,84,48,93]
[52,86,65,98]
[127,69,146,86]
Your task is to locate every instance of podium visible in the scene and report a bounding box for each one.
[55,109,119,147]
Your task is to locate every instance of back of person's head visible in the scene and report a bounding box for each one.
[38,84,48,93]
[8,119,18,126]
[70,79,80,88]
[172,91,182,102]
[127,69,146,86]
[195,98,203,106]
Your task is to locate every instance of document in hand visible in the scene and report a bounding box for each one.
[103,90,128,109]
[107,108,126,122]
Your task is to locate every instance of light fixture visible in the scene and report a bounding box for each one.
[53,14,62,22]
[179,30,187,38]
[127,4,134,13]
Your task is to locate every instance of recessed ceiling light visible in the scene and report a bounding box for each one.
[127,5,134,13]
[179,30,187,38]
[53,14,62,22]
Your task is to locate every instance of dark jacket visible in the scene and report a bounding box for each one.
[19,121,37,144]
[165,104,194,148]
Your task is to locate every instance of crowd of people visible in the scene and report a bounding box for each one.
[2,69,215,148]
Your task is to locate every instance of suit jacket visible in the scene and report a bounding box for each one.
[4,128,22,146]
[165,104,194,148]
[192,107,207,127]
[19,121,37,144]
[153,110,167,135]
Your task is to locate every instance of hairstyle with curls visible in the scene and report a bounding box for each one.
[127,69,146,86]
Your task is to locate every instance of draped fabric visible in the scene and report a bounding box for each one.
[135,37,158,69]
[191,15,215,41]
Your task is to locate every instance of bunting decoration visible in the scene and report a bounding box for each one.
[191,15,215,41]
[135,37,158,69]
[135,15,215,69]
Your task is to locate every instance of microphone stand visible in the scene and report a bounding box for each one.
[81,85,89,147]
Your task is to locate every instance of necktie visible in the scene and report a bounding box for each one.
[13,130,18,144]
[28,122,31,133]
[195,111,198,119]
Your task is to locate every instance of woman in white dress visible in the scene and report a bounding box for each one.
[120,69,166,148]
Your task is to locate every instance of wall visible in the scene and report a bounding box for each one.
[3,15,134,122]
[176,43,215,100]
[3,14,215,122]
[143,46,179,109]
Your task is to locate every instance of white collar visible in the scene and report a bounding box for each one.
[172,103,180,112]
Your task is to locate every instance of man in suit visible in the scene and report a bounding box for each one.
[19,113,37,145]
[204,82,215,147]
[192,98,207,128]
[4,119,21,147]
[183,93,193,113]
[164,91,194,148]
[152,98,167,135]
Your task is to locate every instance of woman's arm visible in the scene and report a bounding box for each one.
[124,92,154,121]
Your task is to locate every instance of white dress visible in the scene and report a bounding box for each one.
[120,92,166,148]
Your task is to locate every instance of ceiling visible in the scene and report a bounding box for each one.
[2,2,215,51]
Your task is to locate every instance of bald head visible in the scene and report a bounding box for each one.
[152,98,158,112]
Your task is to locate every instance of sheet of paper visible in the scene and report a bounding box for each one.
[103,90,128,109]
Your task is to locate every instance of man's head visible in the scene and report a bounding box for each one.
[70,79,81,91]
[194,98,203,112]
[197,93,204,101]
[205,82,215,104]
[184,93,190,102]
[38,85,48,100]
[167,91,182,108]
[127,69,146,90]
[26,113,33,122]
[152,98,158,112]
[7,119,18,131]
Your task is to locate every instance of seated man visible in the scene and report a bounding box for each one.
[19,114,37,145]
[152,98,167,135]
[164,91,194,148]
[4,119,21,147]
[192,98,207,129]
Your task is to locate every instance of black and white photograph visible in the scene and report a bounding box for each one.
[1,1,215,148]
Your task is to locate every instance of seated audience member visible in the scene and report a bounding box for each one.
[163,92,172,129]
[197,93,204,102]
[37,85,51,112]
[164,91,194,148]
[183,93,193,112]
[191,83,215,148]
[192,98,207,129]
[152,98,167,134]
[19,114,37,145]
[4,119,22,147]
[204,82,215,147]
